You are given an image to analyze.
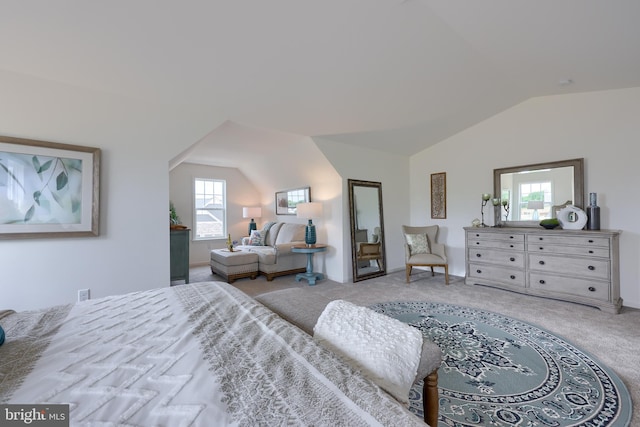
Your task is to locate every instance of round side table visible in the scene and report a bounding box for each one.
[291,244,327,285]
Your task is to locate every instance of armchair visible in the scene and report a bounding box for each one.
[402,225,449,284]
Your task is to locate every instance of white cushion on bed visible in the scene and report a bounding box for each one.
[313,299,422,404]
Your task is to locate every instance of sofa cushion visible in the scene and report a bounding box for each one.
[275,223,306,245]
[264,222,283,246]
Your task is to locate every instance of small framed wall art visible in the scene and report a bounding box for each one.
[0,135,100,239]
[430,172,446,219]
[275,186,310,215]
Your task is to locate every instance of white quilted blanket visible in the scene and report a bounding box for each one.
[313,299,423,404]
[1,282,424,426]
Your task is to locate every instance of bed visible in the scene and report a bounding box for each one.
[0,282,426,426]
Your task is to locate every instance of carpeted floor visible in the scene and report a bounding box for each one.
[185,265,639,425]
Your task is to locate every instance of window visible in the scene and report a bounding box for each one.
[518,181,551,220]
[194,178,226,240]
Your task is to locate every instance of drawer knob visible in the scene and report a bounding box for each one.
[588,239,594,243]
[509,257,515,262]
[539,279,546,284]
[539,260,545,265]
[589,286,596,292]
[588,250,594,254]
[538,237,544,241]
[510,275,516,280]
[509,236,514,239]
[476,242,480,245]
[476,269,482,274]
[476,253,482,257]
[510,244,514,248]
[539,247,544,250]
[588,265,595,271]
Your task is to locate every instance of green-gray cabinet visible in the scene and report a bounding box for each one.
[170,228,190,284]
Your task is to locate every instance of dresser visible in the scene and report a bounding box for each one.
[170,228,190,284]
[464,227,621,313]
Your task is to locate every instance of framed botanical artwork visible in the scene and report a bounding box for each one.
[430,172,446,219]
[275,186,310,215]
[0,135,100,239]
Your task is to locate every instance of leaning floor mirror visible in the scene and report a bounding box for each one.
[348,179,387,282]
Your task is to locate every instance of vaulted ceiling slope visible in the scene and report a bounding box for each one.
[2,1,640,158]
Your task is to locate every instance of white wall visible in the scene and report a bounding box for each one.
[315,138,411,280]
[0,70,212,311]
[169,163,261,265]
[410,87,640,309]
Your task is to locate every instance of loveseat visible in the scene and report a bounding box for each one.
[235,221,308,281]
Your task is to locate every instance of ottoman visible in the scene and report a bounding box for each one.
[210,249,259,283]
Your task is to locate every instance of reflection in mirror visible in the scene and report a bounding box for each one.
[494,158,584,227]
[348,179,386,282]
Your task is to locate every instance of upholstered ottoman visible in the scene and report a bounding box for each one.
[255,288,442,427]
[210,249,259,283]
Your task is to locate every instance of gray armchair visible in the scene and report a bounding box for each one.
[402,225,449,284]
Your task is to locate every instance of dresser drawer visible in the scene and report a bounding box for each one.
[529,272,609,301]
[468,263,525,287]
[468,231,525,243]
[469,239,524,251]
[468,248,525,268]
[527,243,610,258]
[527,234,610,248]
[528,254,610,280]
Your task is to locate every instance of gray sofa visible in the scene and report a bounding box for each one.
[236,222,308,281]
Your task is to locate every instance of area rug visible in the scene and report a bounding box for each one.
[369,301,632,427]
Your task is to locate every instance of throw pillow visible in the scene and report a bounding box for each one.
[248,229,263,246]
[405,233,430,255]
[0,325,5,346]
[313,300,423,404]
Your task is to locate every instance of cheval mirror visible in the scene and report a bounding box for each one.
[348,179,387,282]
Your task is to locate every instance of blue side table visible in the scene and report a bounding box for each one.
[292,244,327,285]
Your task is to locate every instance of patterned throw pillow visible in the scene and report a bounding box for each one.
[405,233,430,255]
[248,229,263,246]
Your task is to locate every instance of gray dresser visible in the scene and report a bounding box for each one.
[464,227,621,313]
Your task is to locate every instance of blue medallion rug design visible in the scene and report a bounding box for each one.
[368,301,632,427]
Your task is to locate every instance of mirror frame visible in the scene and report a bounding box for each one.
[493,158,584,227]
[348,179,387,282]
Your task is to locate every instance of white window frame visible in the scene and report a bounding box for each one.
[193,178,226,241]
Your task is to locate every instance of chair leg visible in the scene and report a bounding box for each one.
[430,266,435,277]
[444,265,449,285]
[406,265,412,283]
[423,370,439,427]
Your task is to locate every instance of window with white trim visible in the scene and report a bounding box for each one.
[193,178,226,240]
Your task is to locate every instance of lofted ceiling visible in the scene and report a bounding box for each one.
[2,0,640,165]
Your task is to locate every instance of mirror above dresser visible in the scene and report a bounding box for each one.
[493,158,584,227]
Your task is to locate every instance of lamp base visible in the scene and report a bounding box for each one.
[305,220,316,245]
[248,219,256,236]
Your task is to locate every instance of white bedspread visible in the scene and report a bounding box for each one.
[0,282,424,426]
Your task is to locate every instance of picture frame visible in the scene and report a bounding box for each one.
[0,135,100,239]
[275,186,310,215]
[430,172,446,219]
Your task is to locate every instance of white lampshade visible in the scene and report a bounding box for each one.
[242,207,262,219]
[296,202,322,219]
[527,201,544,210]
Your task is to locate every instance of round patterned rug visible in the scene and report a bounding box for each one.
[368,301,632,427]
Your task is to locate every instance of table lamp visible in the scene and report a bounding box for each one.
[242,207,262,235]
[296,202,323,245]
